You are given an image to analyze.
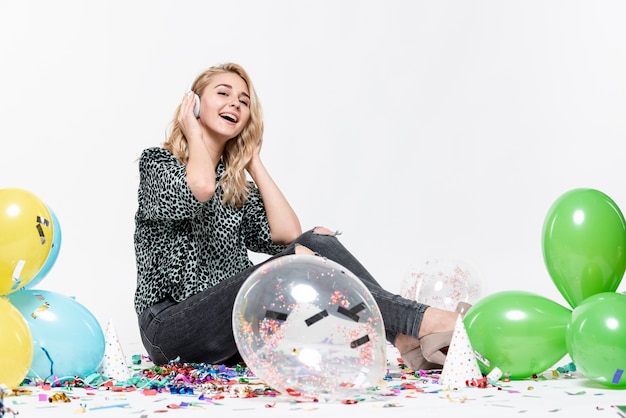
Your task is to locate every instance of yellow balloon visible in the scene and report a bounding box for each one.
[0,188,53,295]
[0,297,33,388]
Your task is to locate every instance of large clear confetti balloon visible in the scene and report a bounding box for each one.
[233,254,386,400]
[400,258,482,311]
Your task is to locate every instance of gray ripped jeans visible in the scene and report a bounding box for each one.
[138,227,429,365]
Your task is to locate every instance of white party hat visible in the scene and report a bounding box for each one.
[98,319,131,382]
[438,315,482,388]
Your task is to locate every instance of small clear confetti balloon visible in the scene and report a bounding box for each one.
[400,258,482,311]
[232,254,386,400]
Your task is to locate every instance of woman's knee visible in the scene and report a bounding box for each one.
[292,226,342,255]
[295,244,316,255]
[312,226,338,236]
[293,226,338,246]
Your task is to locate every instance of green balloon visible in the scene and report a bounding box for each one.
[542,188,626,309]
[464,290,572,379]
[566,292,626,388]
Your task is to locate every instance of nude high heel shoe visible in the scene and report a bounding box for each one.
[400,346,442,371]
[419,302,472,366]
[419,330,453,366]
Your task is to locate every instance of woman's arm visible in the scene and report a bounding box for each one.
[179,92,219,203]
[246,138,302,244]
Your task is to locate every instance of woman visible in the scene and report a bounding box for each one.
[134,62,462,370]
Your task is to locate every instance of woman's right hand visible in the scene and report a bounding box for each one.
[180,92,217,202]
[178,92,203,142]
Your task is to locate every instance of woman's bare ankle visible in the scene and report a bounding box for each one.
[394,333,420,355]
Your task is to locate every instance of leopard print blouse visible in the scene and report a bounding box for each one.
[133,147,286,315]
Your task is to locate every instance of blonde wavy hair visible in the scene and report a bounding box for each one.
[163,63,263,208]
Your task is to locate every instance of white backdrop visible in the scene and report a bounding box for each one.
[1,0,625,356]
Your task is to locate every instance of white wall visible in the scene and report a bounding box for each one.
[1,0,625,356]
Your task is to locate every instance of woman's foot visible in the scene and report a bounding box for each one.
[419,330,454,365]
[419,302,472,365]
[395,308,458,370]
[399,346,442,371]
[397,302,471,369]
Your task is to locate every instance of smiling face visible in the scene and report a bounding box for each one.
[198,71,251,143]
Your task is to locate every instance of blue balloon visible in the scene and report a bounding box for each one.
[24,205,62,289]
[7,289,104,379]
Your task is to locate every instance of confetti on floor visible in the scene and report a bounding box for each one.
[1,357,624,418]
